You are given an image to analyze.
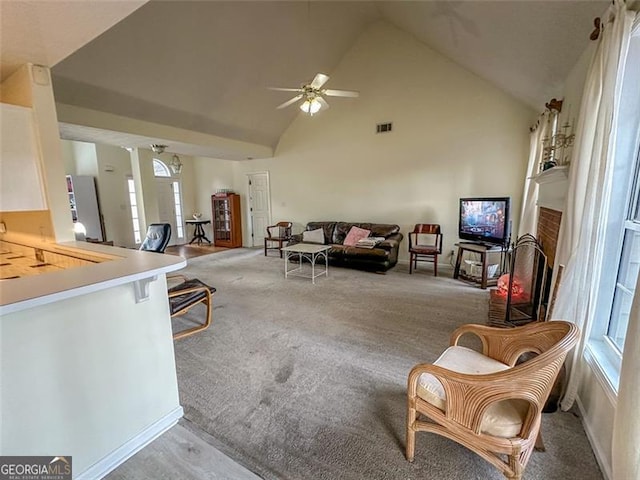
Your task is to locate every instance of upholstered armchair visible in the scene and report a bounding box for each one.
[139,223,171,253]
[406,321,579,480]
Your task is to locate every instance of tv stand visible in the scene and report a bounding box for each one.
[453,242,507,289]
[459,241,504,249]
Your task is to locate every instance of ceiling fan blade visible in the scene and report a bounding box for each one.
[269,87,303,92]
[310,73,330,89]
[323,89,359,98]
[276,94,303,109]
[317,96,330,110]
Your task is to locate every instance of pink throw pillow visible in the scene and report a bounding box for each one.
[344,226,371,246]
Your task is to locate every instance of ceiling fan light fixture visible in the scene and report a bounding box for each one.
[150,144,168,154]
[300,97,322,115]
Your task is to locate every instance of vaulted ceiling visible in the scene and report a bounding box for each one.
[2,1,608,158]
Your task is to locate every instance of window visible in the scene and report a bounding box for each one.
[127,178,142,244]
[589,30,640,394]
[173,181,184,239]
[608,182,640,352]
[153,159,171,177]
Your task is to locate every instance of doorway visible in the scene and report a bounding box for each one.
[247,172,271,247]
[155,178,185,246]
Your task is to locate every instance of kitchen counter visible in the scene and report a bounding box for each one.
[0,240,186,315]
[1,240,188,477]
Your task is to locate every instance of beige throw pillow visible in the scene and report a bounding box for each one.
[302,228,325,244]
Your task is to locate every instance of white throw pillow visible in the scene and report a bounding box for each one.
[303,228,325,244]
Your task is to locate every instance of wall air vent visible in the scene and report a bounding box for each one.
[376,122,393,134]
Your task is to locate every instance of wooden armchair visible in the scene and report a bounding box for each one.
[168,275,216,340]
[406,321,579,480]
[408,224,442,276]
[264,221,292,258]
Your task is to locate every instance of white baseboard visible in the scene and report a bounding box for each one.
[576,396,612,480]
[76,406,184,480]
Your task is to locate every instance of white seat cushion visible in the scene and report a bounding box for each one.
[417,346,528,438]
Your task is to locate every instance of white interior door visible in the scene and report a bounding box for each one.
[248,172,271,247]
[155,178,182,246]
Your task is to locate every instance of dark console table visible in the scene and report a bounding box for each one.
[185,219,211,245]
[453,242,507,289]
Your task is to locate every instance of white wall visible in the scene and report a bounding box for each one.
[60,140,77,175]
[94,144,136,247]
[1,64,74,242]
[61,142,198,247]
[169,154,197,243]
[61,141,133,247]
[134,149,195,245]
[71,141,98,176]
[233,21,535,260]
[0,277,181,477]
[193,156,237,242]
[56,102,273,161]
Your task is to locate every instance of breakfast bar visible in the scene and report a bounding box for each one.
[0,240,186,478]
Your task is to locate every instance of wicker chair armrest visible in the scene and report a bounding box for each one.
[408,362,541,437]
[450,323,546,366]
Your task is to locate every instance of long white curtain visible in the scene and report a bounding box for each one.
[517,112,549,237]
[552,1,634,411]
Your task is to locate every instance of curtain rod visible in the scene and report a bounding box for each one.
[591,0,625,40]
[591,17,602,40]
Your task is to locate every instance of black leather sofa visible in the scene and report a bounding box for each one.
[287,221,403,272]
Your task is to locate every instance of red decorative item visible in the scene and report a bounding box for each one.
[497,274,524,297]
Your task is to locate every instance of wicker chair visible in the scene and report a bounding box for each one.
[406,321,579,480]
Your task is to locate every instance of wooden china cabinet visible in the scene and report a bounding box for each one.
[211,193,242,248]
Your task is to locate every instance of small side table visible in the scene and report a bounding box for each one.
[185,219,211,245]
[453,242,506,289]
[281,243,330,284]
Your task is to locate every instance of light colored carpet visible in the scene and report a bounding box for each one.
[172,248,602,480]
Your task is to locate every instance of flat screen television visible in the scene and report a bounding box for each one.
[459,197,511,246]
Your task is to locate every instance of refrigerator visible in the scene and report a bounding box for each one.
[66,175,104,241]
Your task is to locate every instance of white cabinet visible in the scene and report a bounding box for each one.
[0,103,47,211]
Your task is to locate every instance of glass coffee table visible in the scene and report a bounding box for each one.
[281,243,330,284]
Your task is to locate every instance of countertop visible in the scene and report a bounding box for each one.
[0,241,186,315]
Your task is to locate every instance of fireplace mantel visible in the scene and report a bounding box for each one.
[533,166,569,212]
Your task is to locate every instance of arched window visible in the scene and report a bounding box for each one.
[153,159,171,177]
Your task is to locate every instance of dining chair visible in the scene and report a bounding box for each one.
[408,224,442,275]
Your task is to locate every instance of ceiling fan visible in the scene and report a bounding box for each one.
[270,73,359,115]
